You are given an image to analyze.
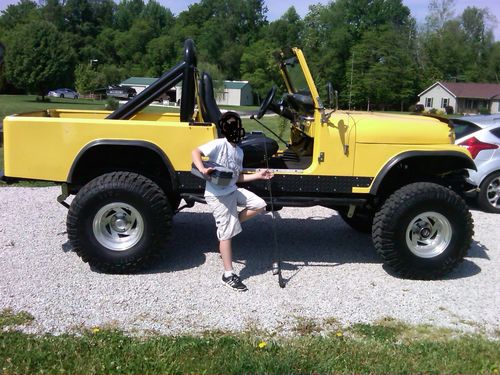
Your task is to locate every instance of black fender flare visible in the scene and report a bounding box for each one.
[369,150,476,195]
[67,140,178,191]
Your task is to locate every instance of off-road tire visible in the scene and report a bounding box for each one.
[67,172,172,273]
[338,209,373,233]
[372,182,473,279]
[477,171,500,213]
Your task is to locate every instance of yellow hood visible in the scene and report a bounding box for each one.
[350,112,453,145]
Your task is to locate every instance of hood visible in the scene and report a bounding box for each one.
[349,112,453,145]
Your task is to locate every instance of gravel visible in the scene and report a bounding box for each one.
[0,186,499,336]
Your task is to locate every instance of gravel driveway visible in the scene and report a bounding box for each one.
[1,186,499,336]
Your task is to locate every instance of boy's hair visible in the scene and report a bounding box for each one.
[220,111,245,144]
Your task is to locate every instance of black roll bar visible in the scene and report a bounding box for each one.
[107,39,197,121]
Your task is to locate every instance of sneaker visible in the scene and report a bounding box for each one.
[222,274,248,292]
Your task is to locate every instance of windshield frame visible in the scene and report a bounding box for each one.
[279,48,320,110]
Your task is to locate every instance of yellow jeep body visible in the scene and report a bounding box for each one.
[1,40,476,279]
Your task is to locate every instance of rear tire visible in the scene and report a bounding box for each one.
[477,171,500,213]
[67,172,172,273]
[372,182,473,279]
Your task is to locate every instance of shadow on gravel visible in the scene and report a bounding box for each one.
[144,210,378,278]
[61,208,487,281]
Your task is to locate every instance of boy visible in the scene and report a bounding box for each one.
[192,112,273,292]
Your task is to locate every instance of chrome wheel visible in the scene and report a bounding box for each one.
[405,211,452,258]
[92,202,144,251]
[485,176,500,209]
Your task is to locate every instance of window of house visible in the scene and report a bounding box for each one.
[441,98,449,108]
[425,97,433,107]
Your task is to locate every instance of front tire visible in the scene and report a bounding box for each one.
[372,182,473,279]
[67,172,172,273]
[477,171,500,213]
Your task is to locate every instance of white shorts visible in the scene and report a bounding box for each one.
[205,188,266,241]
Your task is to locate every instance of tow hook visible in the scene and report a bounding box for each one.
[57,183,70,209]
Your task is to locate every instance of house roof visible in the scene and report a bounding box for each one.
[419,81,500,100]
[129,77,251,90]
[121,77,158,86]
[224,81,249,90]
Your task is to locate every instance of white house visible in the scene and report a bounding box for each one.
[216,81,253,106]
[175,80,254,106]
[418,81,500,114]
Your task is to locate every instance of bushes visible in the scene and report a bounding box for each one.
[410,104,425,113]
[105,97,119,110]
[478,106,490,115]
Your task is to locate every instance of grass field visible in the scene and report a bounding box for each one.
[0,309,498,374]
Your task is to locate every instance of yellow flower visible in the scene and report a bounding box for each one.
[336,331,343,337]
[258,341,267,349]
[92,327,100,334]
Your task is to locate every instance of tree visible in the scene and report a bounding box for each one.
[349,26,417,110]
[487,42,500,83]
[74,63,106,94]
[0,0,39,31]
[240,39,280,99]
[4,20,75,99]
[266,6,303,49]
[425,0,455,31]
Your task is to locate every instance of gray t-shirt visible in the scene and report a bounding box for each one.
[199,138,243,197]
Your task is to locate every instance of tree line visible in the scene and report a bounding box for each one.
[0,0,498,110]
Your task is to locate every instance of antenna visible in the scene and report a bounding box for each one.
[348,52,354,111]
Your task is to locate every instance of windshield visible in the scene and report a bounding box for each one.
[284,57,310,94]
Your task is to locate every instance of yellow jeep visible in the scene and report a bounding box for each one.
[1,40,475,279]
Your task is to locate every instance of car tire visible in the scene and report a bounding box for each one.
[372,182,473,279]
[477,171,500,213]
[67,172,172,273]
[338,208,373,233]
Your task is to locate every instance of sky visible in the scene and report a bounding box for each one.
[0,0,499,39]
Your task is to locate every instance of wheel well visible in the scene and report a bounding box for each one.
[372,155,473,199]
[68,144,178,198]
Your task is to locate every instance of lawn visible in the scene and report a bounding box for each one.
[0,310,498,374]
[0,95,106,118]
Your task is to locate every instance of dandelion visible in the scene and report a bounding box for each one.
[258,341,267,349]
[336,331,343,337]
[92,327,100,334]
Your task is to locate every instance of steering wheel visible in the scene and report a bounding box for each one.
[257,86,277,119]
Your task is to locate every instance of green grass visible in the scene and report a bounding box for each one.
[0,309,498,374]
[0,95,106,118]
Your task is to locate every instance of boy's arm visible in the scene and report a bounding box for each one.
[237,169,273,183]
[191,148,214,177]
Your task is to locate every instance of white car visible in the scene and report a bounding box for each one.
[454,117,500,213]
[47,88,79,99]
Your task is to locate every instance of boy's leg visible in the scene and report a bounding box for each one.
[219,238,234,273]
[238,207,265,223]
[237,188,267,223]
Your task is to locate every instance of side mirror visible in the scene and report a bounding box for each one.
[326,82,337,109]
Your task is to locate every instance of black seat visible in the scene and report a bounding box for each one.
[199,72,222,135]
[199,72,279,167]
